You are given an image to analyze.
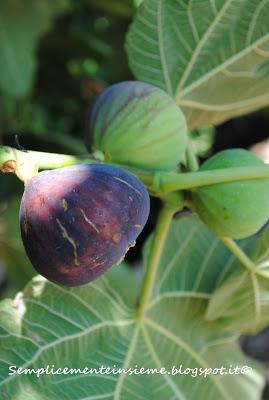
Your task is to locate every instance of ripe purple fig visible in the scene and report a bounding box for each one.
[20,164,150,286]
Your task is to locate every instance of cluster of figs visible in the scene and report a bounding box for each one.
[19,81,269,286]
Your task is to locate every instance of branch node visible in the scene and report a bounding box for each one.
[0,160,16,174]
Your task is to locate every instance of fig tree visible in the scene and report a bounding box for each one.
[20,164,150,286]
[85,81,187,172]
[192,149,269,239]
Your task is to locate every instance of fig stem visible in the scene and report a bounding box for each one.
[220,237,257,274]
[0,145,153,185]
[185,140,199,172]
[3,145,269,194]
[0,146,93,174]
[136,197,181,320]
[158,165,269,192]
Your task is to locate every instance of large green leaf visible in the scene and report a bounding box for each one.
[206,268,269,333]
[0,216,266,399]
[126,0,269,128]
[206,223,269,333]
[0,0,70,97]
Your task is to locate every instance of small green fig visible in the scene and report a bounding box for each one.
[192,149,269,239]
[85,81,187,172]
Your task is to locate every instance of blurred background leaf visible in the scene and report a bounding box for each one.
[0,0,71,97]
[86,0,135,17]
[0,196,36,296]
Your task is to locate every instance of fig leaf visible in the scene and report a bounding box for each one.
[0,216,266,399]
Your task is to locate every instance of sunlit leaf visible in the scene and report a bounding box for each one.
[0,216,265,399]
[207,224,269,333]
[126,0,269,128]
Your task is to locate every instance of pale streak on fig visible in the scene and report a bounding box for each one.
[113,176,142,197]
[62,199,68,211]
[113,233,122,243]
[61,266,71,274]
[115,241,136,266]
[115,253,126,266]
[23,219,29,234]
[56,218,80,267]
[134,224,141,228]
[80,208,100,233]
[90,261,106,270]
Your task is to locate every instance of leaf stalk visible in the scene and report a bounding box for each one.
[136,195,181,320]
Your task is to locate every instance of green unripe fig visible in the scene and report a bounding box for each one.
[192,149,269,239]
[85,81,188,172]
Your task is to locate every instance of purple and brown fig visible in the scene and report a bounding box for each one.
[20,164,150,286]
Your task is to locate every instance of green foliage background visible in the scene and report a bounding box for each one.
[0,1,269,399]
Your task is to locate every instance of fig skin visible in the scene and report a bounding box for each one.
[20,164,150,286]
[192,149,269,239]
[85,81,187,172]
